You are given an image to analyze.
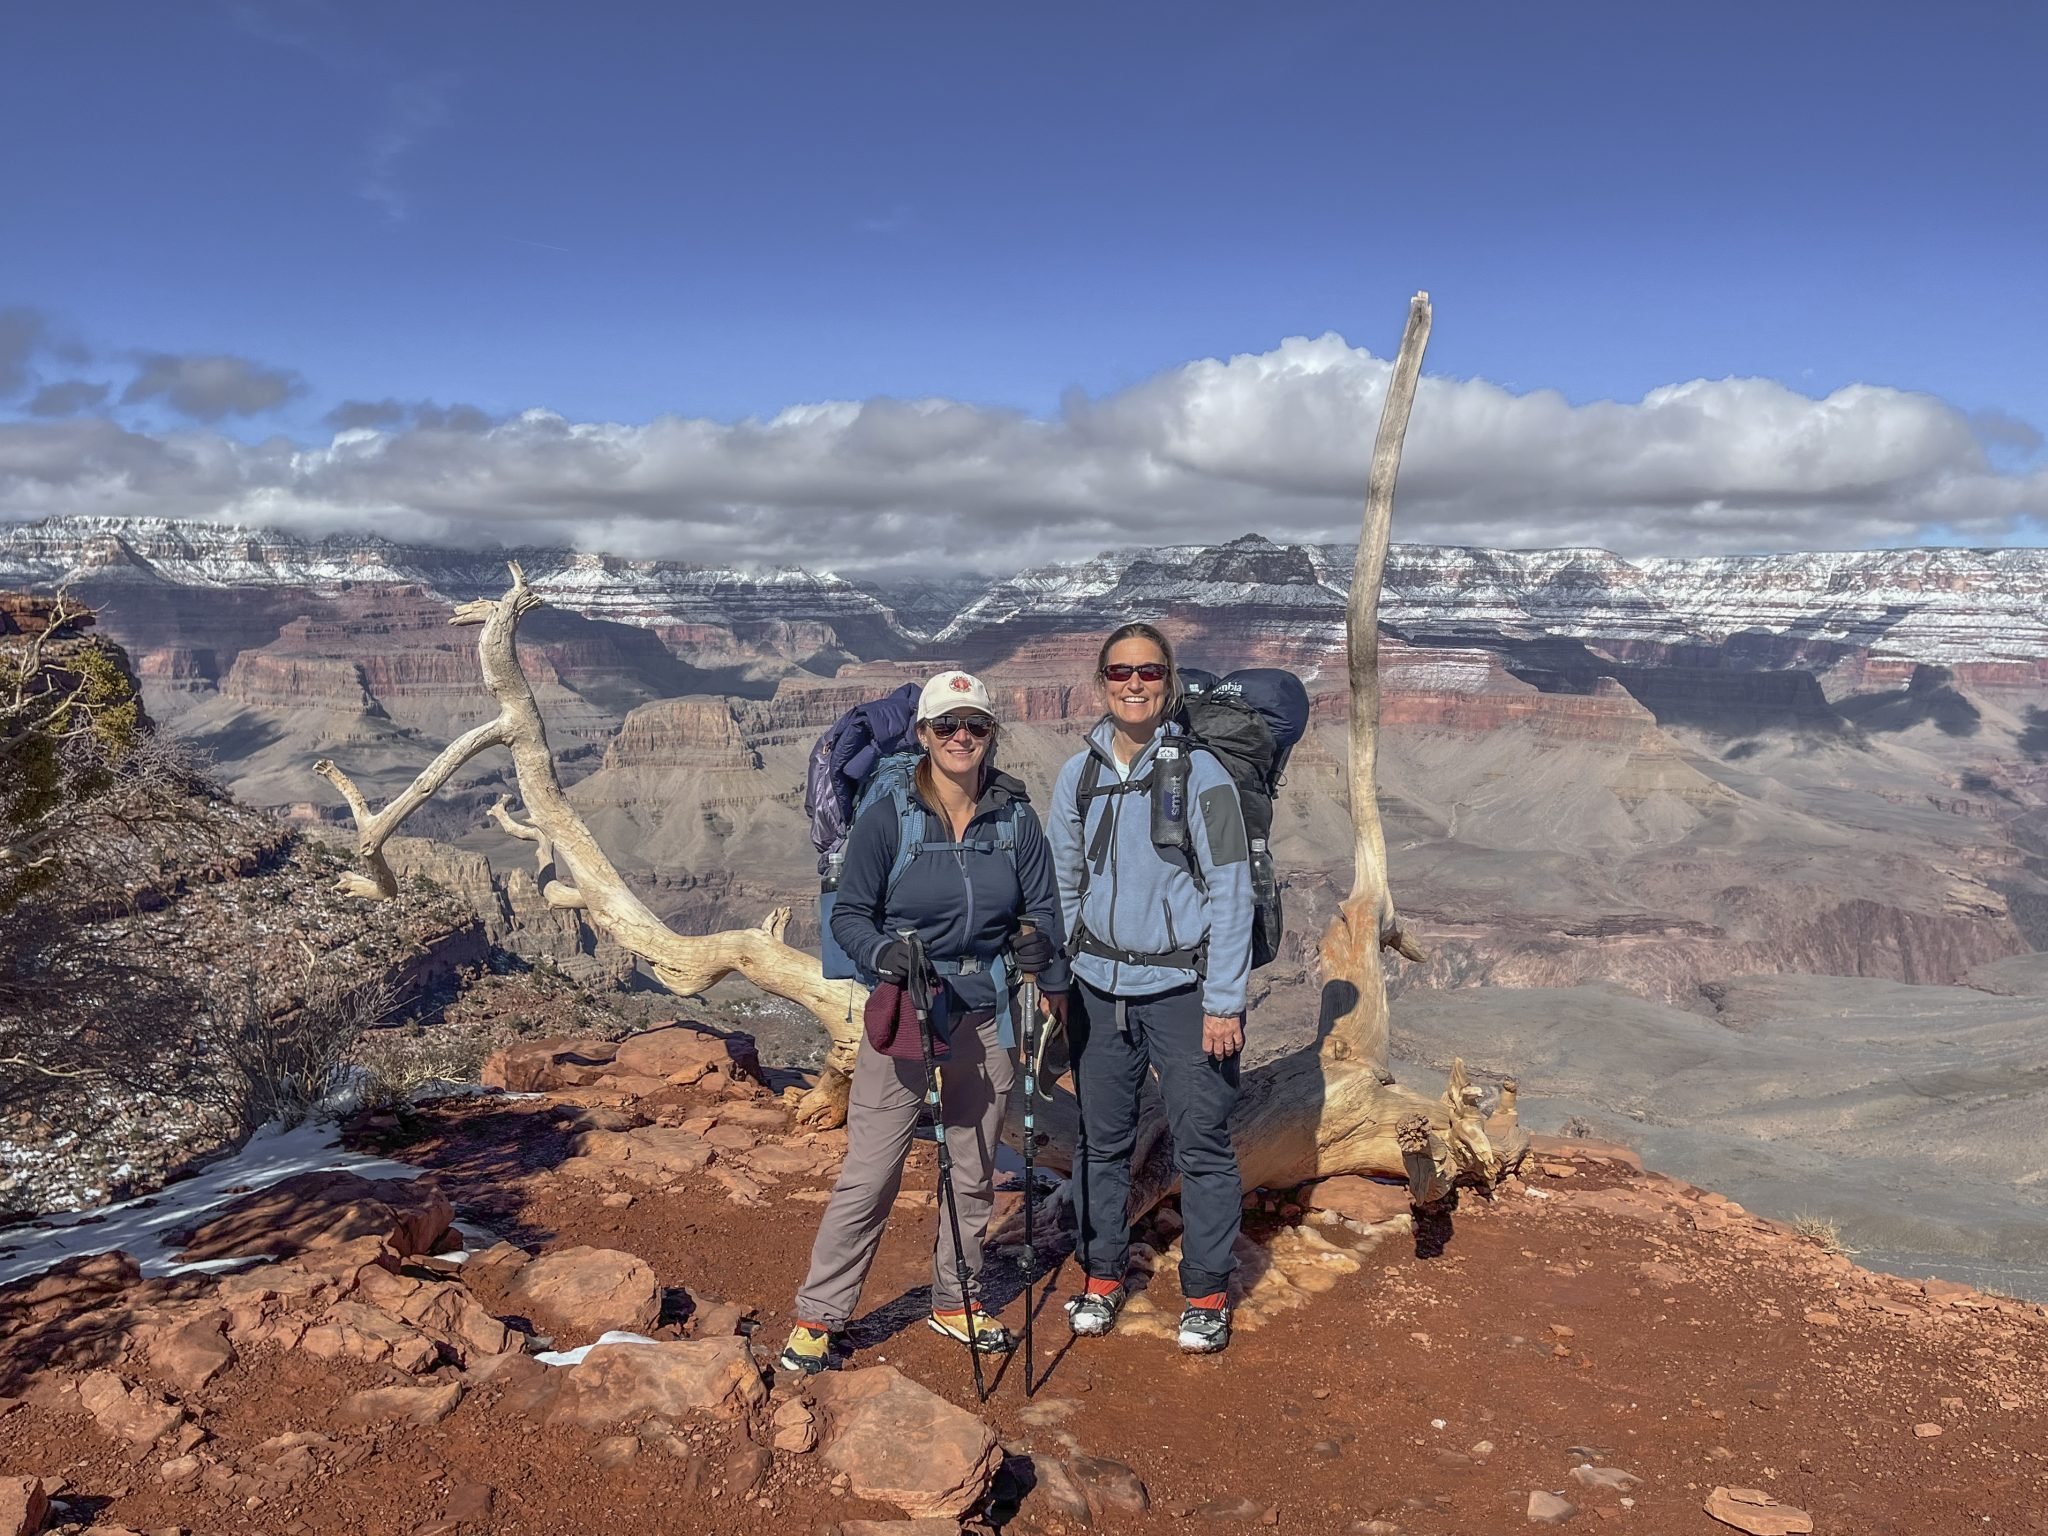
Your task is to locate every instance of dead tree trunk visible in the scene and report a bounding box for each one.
[314,292,1514,1195]
[314,575,865,1124]
[1014,293,1514,1211]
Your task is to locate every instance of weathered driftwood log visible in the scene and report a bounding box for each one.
[313,292,1515,1197]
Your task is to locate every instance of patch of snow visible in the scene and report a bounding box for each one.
[0,1116,425,1287]
[535,1329,660,1367]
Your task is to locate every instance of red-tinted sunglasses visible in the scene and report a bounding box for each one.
[927,713,993,738]
[1102,662,1169,683]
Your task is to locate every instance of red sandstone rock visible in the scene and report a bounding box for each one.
[354,1266,513,1362]
[77,1371,186,1446]
[1301,1175,1412,1226]
[147,1310,235,1392]
[171,1172,452,1264]
[1066,1454,1149,1517]
[810,1364,1001,1518]
[771,1396,818,1452]
[740,1143,840,1178]
[570,1126,716,1178]
[299,1302,442,1373]
[1704,1487,1813,1534]
[0,1251,140,1334]
[481,1037,620,1092]
[0,1477,49,1536]
[336,1379,465,1428]
[546,1337,765,1429]
[611,1023,763,1086]
[505,1246,662,1343]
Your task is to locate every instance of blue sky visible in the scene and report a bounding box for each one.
[0,0,2042,567]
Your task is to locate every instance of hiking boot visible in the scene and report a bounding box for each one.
[1065,1281,1126,1337]
[1177,1300,1231,1354]
[777,1323,844,1374]
[928,1307,1014,1354]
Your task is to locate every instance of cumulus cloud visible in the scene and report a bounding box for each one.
[121,352,303,421]
[4,334,2045,568]
[26,380,110,417]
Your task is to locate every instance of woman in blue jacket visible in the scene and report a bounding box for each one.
[780,669,1068,1375]
[1047,623,1253,1355]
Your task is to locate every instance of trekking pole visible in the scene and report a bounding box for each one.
[1015,924,1040,1397]
[904,929,988,1404]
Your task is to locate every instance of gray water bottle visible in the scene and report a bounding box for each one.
[1151,742,1188,846]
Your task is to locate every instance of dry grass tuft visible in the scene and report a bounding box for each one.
[1790,1213,1859,1258]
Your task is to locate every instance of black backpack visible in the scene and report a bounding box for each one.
[1074,667,1309,972]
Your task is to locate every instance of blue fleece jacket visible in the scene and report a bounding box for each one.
[829,768,1070,1029]
[1048,719,1254,1016]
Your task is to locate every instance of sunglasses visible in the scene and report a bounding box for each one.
[926,714,993,739]
[1102,662,1169,683]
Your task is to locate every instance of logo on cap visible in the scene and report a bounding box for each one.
[949,675,973,691]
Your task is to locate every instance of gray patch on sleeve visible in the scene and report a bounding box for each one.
[1199,785,1248,865]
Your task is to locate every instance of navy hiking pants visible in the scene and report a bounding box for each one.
[1070,977,1242,1299]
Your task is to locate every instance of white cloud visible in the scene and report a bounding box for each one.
[2,334,2043,568]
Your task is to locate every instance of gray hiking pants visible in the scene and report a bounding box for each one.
[794,1011,1014,1329]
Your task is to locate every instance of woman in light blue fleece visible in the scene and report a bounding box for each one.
[1046,621,1254,1355]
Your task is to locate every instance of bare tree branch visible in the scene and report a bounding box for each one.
[1319,290,1433,1072]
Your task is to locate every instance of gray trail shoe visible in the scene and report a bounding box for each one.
[1177,1303,1231,1354]
[1065,1284,1126,1337]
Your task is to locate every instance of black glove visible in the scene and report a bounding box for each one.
[1012,929,1057,975]
[872,940,914,984]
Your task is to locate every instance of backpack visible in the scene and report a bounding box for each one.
[805,689,1020,981]
[1074,667,1308,972]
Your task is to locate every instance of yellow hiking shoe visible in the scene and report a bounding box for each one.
[777,1322,843,1374]
[928,1307,1014,1354]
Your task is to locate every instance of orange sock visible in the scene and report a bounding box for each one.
[1085,1275,1122,1297]
[1185,1291,1228,1310]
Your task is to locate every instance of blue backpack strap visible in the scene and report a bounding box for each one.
[885,778,925,897]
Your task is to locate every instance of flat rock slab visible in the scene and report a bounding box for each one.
[170,1171,452,1263]
[481,1037,619,1092]
[571,1126,717,1178]
[547,1337,765,1429]
[1302,1174,1413,1226]
[1704,1487,1813,1535]
[506,1246,662,1343]
[337,1379,465,1428]
[147,1311,236,1392]
[78,1371,185,1446]
[612,1023,763,1085]
[811,1364,1000,1519]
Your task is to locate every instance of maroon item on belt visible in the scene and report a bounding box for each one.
[864,980,949,1062]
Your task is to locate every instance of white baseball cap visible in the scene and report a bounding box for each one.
[916,669,995,722]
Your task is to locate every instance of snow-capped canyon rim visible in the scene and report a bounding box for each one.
[7,515,2048,666]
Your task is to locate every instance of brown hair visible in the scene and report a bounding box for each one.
[1096,621,1183,717]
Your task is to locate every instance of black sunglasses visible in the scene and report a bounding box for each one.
[1102,662,1169,683]
[927,714,993,738]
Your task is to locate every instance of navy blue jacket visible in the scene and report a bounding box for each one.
[830,768,1071,1014]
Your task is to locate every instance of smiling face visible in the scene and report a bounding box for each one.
[1101,635,1172,737]
[917,709,994,781]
